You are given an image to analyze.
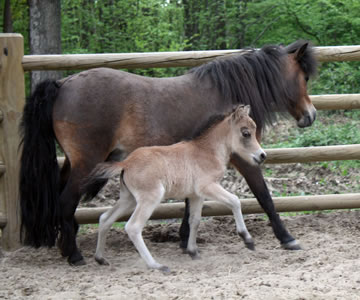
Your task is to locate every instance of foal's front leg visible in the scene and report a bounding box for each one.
[201,183,255,250]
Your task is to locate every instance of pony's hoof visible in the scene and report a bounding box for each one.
[68,251,86,266]
[95,256,110,266]
[179,240,188,250]
[69,258,86,266]
[282,240,301,250]
[245,242,255,251]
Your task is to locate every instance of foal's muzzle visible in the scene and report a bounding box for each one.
[253,149,267,165]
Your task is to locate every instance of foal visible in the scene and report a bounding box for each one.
[82,105,266,272]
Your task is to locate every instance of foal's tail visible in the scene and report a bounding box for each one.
[81,162,125,201]
[19,80,61,248]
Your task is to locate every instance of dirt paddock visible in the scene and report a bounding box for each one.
[1,210,360,300]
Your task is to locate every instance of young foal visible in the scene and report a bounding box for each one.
[82,105,266,271]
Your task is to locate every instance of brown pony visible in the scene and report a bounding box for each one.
[19,40,317,265]
[81,105,266,272]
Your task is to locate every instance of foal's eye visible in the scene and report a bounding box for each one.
[305,76,309,82]
[242,131,251,138]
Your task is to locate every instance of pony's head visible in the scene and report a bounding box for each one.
[229,105,266,166]
[189,39,318,131]
[284,40,318,128]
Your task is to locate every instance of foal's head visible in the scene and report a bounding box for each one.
[229,105,266,166]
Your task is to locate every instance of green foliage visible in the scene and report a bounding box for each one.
[4,0,360,91]
[310,62,360,95]
[265,118,360,148]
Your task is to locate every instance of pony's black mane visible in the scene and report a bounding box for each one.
[188,40,317,130]
[185,114,227,141]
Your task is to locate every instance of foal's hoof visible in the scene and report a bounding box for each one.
[238,232,255,251]
[95,256,110,266]
[282,240,302,250]
[187,250,201,260]
[159,265,171,273]
[245,242,255,251]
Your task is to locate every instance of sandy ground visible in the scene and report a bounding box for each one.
[1,210,360,300]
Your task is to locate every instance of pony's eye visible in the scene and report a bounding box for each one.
[305,76,309,82]
[242,131,251,138]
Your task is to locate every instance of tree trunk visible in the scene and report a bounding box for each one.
[3,0,13,33]
[29,0,62,93]
[183,0,201,50]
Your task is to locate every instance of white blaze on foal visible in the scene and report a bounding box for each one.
[81,105,267,272]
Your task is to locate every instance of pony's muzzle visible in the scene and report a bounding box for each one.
[297,108,317,128]
[253,149,267,165]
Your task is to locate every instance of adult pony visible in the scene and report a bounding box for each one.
[19,40,317,265]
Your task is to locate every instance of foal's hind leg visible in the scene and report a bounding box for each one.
[125,188,169,272]
[95,186,136,266]
[201,183,255,250]
[186,196,203,259]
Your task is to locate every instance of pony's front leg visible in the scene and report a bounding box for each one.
[230,155,301,250]
[125,188,170,272]
[186,196,204,259]
[201,183,255,250]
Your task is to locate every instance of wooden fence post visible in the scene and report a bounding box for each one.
[0,34,25,250]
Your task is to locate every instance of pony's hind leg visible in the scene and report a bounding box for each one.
[59,160,105,265]
[179,198,190,250]
[58,171,85,265]
[125,187,169,272]
[186,196,203,260]
[95,186,136,266]
[201,183,255,250]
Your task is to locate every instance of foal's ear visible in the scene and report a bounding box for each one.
[243,105,251,115]
[232,105,251,121]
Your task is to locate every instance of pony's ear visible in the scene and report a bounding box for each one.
[294,43,308,61]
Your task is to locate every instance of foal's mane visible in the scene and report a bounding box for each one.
[188,40,317,130]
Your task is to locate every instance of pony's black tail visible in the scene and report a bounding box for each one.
[19,80,61,248]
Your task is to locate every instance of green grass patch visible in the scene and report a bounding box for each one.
[264,119,360,149]
[79,222,126,235]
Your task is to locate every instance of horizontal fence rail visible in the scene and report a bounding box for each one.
[22,45,360,71]
[57,144,360,166]
[265,144,360,164]
[311,94,360,110]
[76,193,360,224]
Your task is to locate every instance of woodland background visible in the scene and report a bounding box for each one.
[2,0,360,95]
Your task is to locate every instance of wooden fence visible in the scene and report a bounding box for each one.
[0,33,360,249]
